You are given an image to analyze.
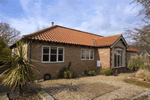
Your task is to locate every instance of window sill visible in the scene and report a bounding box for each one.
[41,61,64,63]
[112,66,125,68]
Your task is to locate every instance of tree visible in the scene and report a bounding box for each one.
[0,22,20,45]
[0,37,11,65]
[132,0,150,20]
[124,0,150,50]
[0,41,38,92]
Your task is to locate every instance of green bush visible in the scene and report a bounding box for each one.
[63,70,76,79]
[56,62,77,79]
[127,56,145,71]
[84,69,96,76]
[56,67,67,78]
[100,68,112,76]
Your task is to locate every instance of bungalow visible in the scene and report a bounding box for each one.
[10,22,135,79]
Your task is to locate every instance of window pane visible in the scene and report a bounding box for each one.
[50,55,57,61]
[58,55,63,61]
[91,50,94,55]
[51,47,57,54]
[58,48,63,54]
[90,50,94,59]
[114,54,117,67]
[81,54,86,59]
[43,55,49,61]
[86,50,89,59]
[121,51,123,66]
[82,50,85,54]
[118,55,120,66]
[81,50,85,59]
[90,55,93,59]
[43,47,49,53]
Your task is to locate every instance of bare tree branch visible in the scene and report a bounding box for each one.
[0,22,21,45]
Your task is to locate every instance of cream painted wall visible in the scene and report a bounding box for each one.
[11,43,28,59]
[111,40,126,68]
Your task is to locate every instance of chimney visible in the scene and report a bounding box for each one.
[51,22,54,26]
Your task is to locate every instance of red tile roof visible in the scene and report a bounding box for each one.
[127,48,139,52]
[23,25,123,47]
[24,25,103,46]
[94,34,122,46]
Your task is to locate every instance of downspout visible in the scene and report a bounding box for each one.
[93,39,96,46]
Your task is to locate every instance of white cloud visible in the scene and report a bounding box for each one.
[0,0,142,37]
[123,4,141,15]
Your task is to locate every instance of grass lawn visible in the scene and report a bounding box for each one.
[123,79,150,88]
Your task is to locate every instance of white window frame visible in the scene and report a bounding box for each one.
[42,46,50,63]
[81,49,94,60]
[114,48,123,68]
[42,46,64,63]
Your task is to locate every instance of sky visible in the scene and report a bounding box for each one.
[0,0,143,37]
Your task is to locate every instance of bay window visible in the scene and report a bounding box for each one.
[42,46,64,63]
[81,49,94,60]
[114,48,123,67]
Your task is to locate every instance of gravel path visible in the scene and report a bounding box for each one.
[38,73,148,100]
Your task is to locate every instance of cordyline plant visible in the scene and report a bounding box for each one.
[0,41,39,93]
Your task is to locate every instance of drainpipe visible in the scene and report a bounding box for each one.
[93,39,96,46]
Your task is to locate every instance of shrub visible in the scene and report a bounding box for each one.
[63,70,76,79]
[135,69,150,82]
[127,56,145,71]
[84,69,95,76]
[56,67,67,78]
[56,62,77,79]
[100,68,112,76]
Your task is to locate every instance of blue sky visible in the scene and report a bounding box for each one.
[0,0,142,36]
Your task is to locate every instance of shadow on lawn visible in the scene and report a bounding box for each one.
[123,79,150,88]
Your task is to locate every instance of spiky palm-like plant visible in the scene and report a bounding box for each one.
[0,41,38,92]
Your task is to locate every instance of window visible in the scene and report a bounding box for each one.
[42,46,64,63]
[114,49,123,67]
[58,47,64,61]
[81,49,94,60]
[81,50,86,59]
[43,47,49,62]
[50,47,57,62]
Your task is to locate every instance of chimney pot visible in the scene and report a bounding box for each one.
[52,22,54,26]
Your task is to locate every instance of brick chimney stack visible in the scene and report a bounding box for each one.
[52,22,54,26]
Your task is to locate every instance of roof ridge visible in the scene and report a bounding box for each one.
[94,34,122,40]
[23,25,103,38]
[23,25,57,38]
[55,25,103,37]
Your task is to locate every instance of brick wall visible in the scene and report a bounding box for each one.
[98,48,110,68]
[29,41,100,79]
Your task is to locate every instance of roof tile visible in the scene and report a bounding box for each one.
[23,25,122,47]
[94,34,122,46]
